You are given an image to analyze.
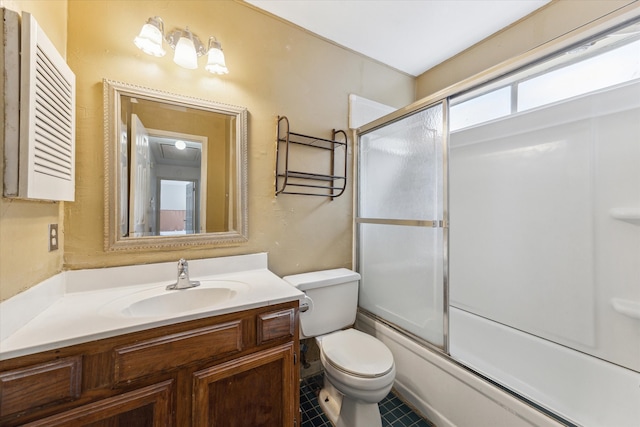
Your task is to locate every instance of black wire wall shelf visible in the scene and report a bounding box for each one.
[275,116,347,199]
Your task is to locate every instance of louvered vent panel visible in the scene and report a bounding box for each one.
[34,45,73,180]
[19,12,75,201]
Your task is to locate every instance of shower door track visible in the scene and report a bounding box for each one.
[357,307,447,354]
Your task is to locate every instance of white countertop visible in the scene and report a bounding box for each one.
[0,254,303,361]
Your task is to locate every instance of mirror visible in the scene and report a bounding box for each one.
[104,79,248,250]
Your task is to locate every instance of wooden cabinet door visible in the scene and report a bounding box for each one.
[22,381,173,427]
[193,343,295,427]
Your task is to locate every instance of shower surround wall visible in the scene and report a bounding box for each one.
[449,79,640,426]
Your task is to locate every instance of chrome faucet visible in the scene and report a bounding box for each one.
[166,258,201,290]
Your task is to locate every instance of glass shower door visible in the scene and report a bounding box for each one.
[356,102,447,349]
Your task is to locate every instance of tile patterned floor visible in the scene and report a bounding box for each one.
[300,374,433,427]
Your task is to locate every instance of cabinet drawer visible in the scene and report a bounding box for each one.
[114,321,242,382]
[257,309,295,345]
[0,356,82,416]
[22,380,173,426]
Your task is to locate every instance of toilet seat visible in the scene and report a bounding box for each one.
[320,329,394,378]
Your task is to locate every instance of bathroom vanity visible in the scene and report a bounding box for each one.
[0,254,302,426]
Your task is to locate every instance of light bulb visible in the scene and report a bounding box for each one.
[173,34,198,69]
[134,18,165,57]
[205,39,229,75]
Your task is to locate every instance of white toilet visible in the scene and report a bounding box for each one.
[283,268,395,427]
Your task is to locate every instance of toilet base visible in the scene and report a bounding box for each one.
[318,377,383,427]
[336,397,383,427]
[318,381,342,425]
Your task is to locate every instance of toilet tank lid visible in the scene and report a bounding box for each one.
[283,268,361,291]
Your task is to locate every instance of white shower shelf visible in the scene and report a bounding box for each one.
[611,298,640,320]
[609,208,640,225]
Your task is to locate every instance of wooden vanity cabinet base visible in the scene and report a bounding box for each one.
[193,343,295,427]
[0,301,299,427]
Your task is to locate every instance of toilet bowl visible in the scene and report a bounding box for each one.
[283,269,396,427]
[318,329,395,427]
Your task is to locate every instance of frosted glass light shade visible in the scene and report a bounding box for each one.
[205,39,229,75]
[136,20,228,74]
[173,36,198,69]
[134,19,165,57]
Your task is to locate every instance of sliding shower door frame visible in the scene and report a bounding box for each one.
[354,4,640,359]
[355,98,450,354]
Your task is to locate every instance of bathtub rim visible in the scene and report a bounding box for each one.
[356,309,573,427]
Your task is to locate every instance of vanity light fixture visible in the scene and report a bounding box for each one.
[205,37,229,75]
[166,27,204,70]
[134,17,228,74]
[133,17,166,57]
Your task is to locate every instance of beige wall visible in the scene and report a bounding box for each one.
[416,0,638,98]
[63,1,415,278]
[5,0,634,302]
[0,0,67,301]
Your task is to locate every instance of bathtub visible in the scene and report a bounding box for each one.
[357,309,640,427]
[448,307,640,427]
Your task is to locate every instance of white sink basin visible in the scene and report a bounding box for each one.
[100,280,249,318]
[126,287,237,317]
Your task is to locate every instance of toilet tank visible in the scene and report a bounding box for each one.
[283,268,361,339]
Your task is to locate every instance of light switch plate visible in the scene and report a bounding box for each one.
[49,223,59,251]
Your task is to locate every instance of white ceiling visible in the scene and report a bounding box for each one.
[246,0,551,76]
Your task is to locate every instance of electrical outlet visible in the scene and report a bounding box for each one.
[49,224,59,251]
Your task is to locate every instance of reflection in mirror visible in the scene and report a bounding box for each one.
[104,79,248,250]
